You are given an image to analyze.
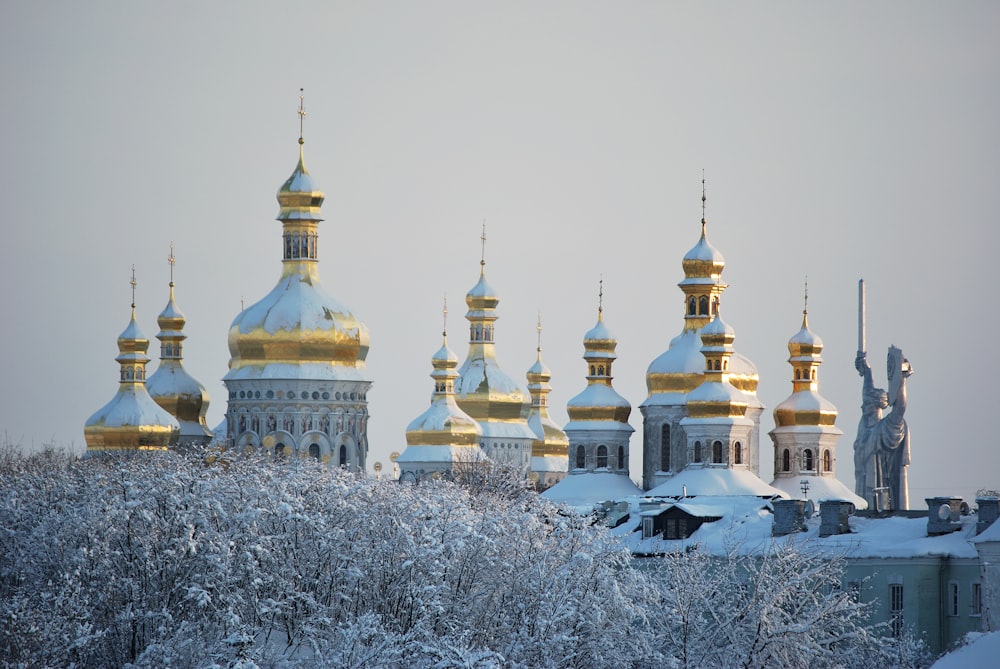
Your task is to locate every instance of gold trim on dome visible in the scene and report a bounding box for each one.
[84,424,177,451]
[647,372,703,395]
[773,409,838,427]
[566,405,632,423]
[727,374,759,393]
[228,325,369,368]
[406,430,481,447]
[687,401,748,418]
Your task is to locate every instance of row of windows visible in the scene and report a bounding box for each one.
[232,388,367,401]
[233,411,365,436]
[687,295,719,317]
[795,368,817,381]
[947,580,983,617]
[274,442,352,467]
[575,444,626,469]
[120,366,146,382]
[283,232,318,260]
[469,323,494,342]
[588,364,611,376]
[160,342,181,358]
[780,448,832,473]
[658,426,745,468]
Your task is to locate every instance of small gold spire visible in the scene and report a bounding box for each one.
[802,275,809,326]
[598,276,604,320]
[536,312,543,353]
[480,220,487,268]
[130,265,137,310]
[442,294,448,340]
[701,170,708,232]
[168,242,176,287]
[298,88,306,145]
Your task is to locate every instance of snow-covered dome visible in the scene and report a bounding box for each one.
[405,331,481,448]
[681,219,726,278]
[455,263,534,439]
[85,299,179,451]
[147,261,212,444]
[526,332,569,462]
[566,310,632,427]
[225,139,370,383]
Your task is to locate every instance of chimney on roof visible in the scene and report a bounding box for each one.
[977,496,999,535]
[926,496,966,536]
[772,499,808,536]
[819,500,854,537]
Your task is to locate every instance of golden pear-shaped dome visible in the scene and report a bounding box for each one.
[85,296,180,451]
[566,309,632,426]
[526,322,569,460]
[225,136,370,383]
[405,329,482,447]
[147,264,212,442]
[773,308,838,427]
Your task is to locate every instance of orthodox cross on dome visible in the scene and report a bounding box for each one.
[480,220,487,268]
[298,88,306,145]
[442,294,448,338]
[130,265,137,309]
[536,312,543,353]
[598,276,604,319]
[803,276,809,315]
[168,242,176,286]
[701,170,708,228]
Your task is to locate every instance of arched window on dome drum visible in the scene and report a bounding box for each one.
[795,369,801,380]
[339,444,348,467]
[714,360,721,371]
[823,449,832,472]
[598,365,605,376]
[309,443,320,460]
[803,449,814,471]
[734,442,743,465]
[590,365,596,376]
[712,440,723,464]
[699,295,709,315]
[688,296,697,315]
[576,445,586,469]
[660,425,670,471]
[782,449,790,472]
[812,369,817,380]
[694,441,702,463]
[596,445,608,469]
[617,445,624,470]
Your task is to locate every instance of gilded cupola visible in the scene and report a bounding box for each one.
[526,316,570,461]
[566,288,633,427]
[454,227,532,426]
[405,300,482,448]
[645,181,759,400]
[225,94,370,384]
[147,246,213,445]
[773,284,838,428]
[85,269,180,451]
[685,307,749,420]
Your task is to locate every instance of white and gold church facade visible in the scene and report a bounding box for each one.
[84,103,858,509]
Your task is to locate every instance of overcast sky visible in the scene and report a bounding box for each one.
[2,1,997,505]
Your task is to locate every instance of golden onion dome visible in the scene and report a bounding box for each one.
[455,263,534,436]
[526,321,569,459]
[685,310,748,420]
[405,326,482,447]
[566,309,632,427]
[147,261,212,441]
[773,306,838,427]
[681,219,726,280]
[85,294,179,451]
[224,133,370,383]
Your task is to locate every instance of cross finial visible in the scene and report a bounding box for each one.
[480,220,487,268]
[442,294,448,338]
[598,276,604,319]
[168,242,176,286]
[130,265,137,309]
[701,169,707,227]
[298,88,306,145]
[803,275,809,315]
[536,312,543,352]
[240,296,244,311]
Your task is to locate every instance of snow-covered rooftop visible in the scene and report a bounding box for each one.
[541,471,643,508]
[646,467,787,498]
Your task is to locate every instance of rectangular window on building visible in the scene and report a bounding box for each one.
[972,582,982,617]
[948,581,960,617]
[890,583,904,637]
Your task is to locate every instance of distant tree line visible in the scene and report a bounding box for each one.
[0,448,929,668]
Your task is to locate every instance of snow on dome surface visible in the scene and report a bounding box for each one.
[466,272,496,298]
[647,330,704,376]
[542,471,643,508]
[790,322,822,347]
[769,476,867,509]
[233,275,363,337]
[773,389,838,414]
[585,318,614,341]
[646,467,787,499]
[405,400,480,435]
[567,382,631,409]
[684,231,725,264]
